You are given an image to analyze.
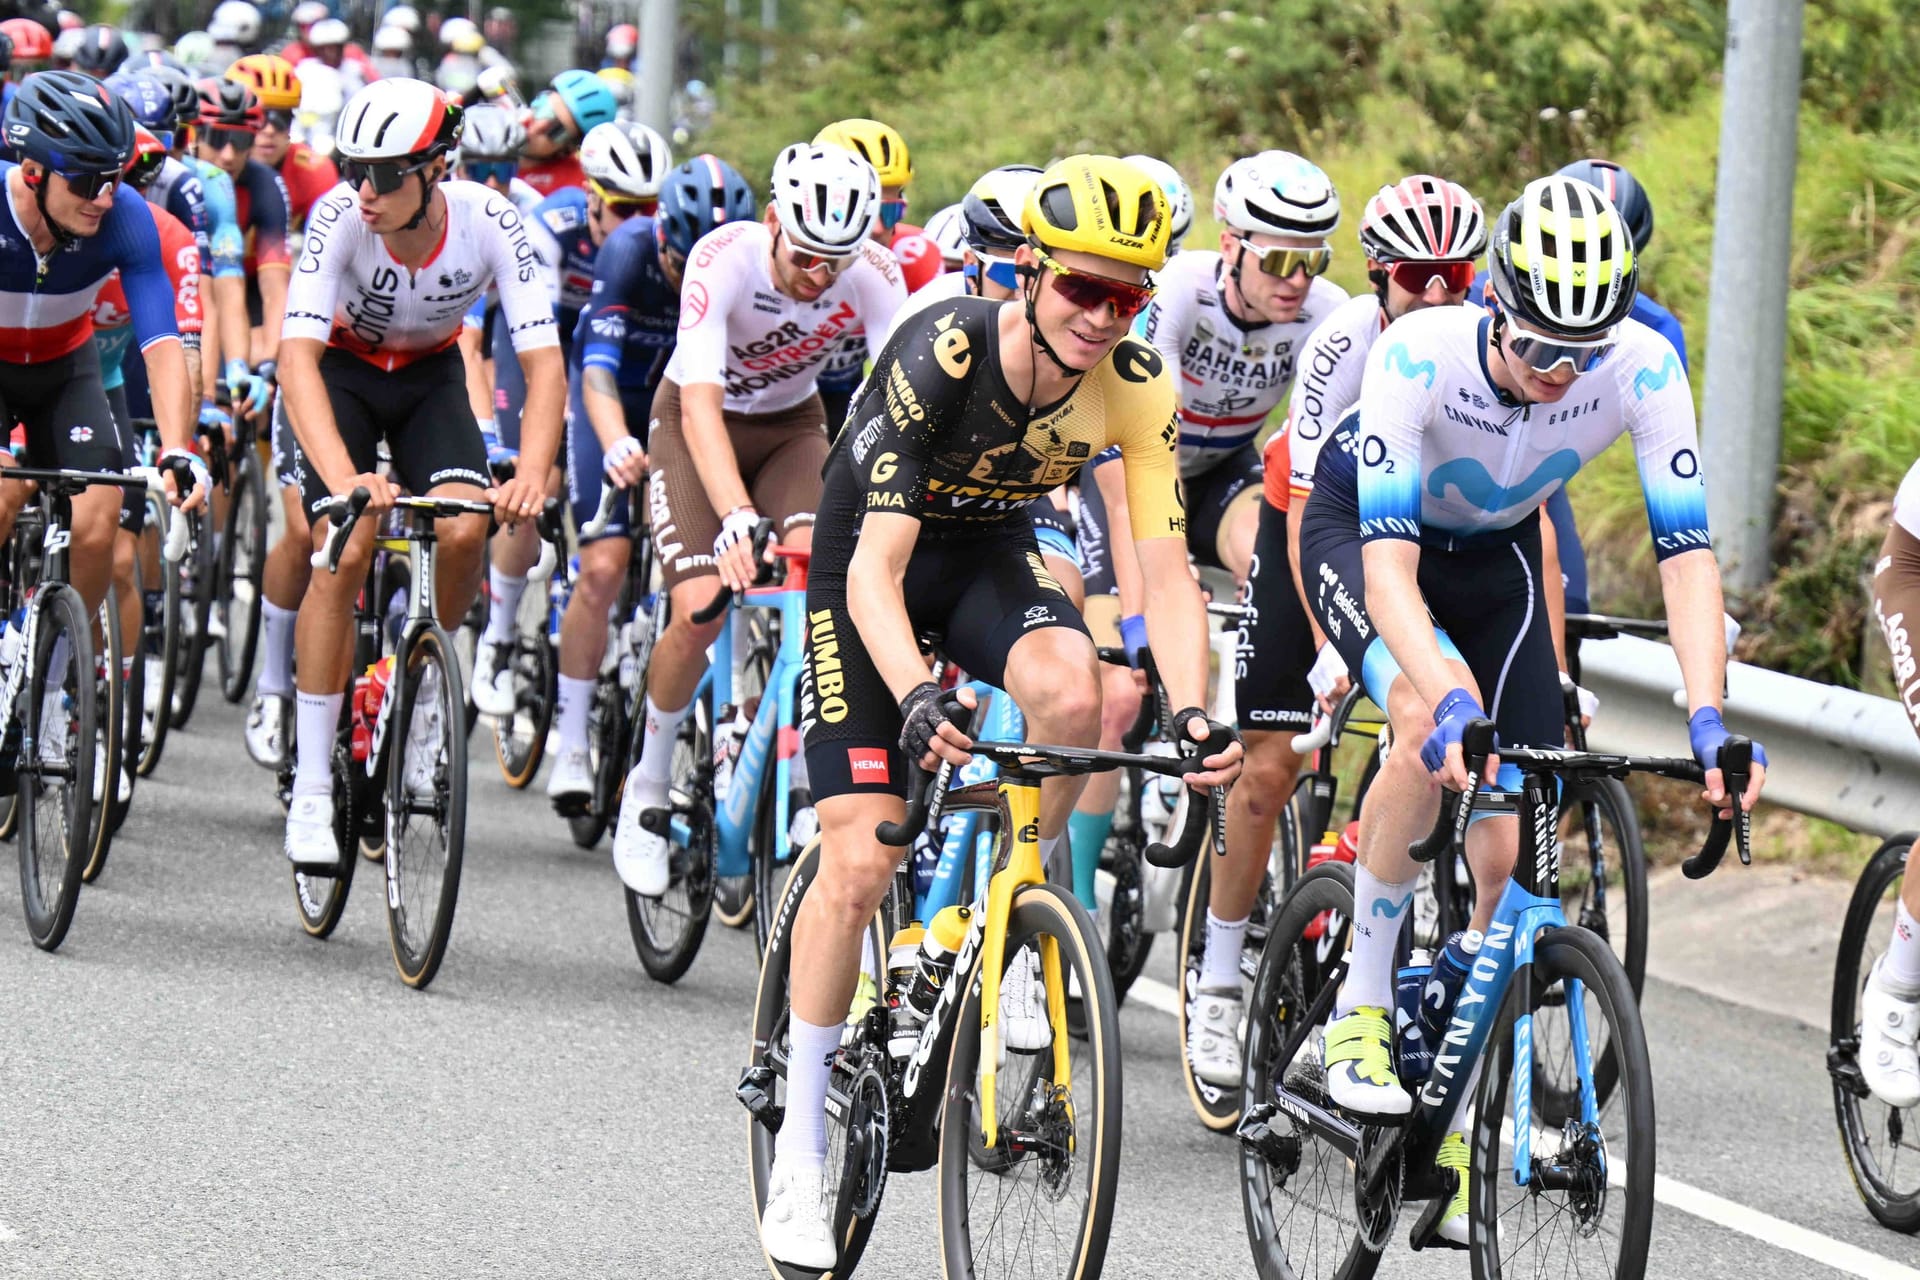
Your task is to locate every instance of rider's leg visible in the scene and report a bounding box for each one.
[291,509,376,798]
[556,533,632,754]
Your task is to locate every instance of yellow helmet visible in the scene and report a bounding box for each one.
[226,53,301,112]
[595,66,635,89]
[1022,154,1171,272]
[812,117,911,188]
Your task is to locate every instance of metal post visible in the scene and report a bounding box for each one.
[1701,0,1805,594]
[761,0,776,65]
[724,0,740,74]
[639,0,676,137]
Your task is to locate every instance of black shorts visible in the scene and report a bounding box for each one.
[801,518,1089,801]
[292,346,489,518]
[1,348,127,475]
[106,383,147,535]
[1234,498,1315,731]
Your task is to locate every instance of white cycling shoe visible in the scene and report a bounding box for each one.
[244,692,291,770]
[468,639,517,718]
[760,1157,836,1271]
[1862,956,1920,1109]
[1188,986,1245,1087]
[284,794,339,870]
[999,948,1052,1052]
[612,773,670,896]
[546,746,593,805]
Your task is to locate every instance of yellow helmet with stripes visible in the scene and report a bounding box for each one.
[1022,154,1171,272]
[812,118,911,188]
[1486,175,1636,337]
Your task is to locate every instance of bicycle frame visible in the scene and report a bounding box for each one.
[920,678,1023,917]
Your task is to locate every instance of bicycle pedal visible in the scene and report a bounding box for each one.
[550,793,592,819]
[735,1065,783,1131]
[1407,1189,1465,1252]
[1235,1102,1302,1168]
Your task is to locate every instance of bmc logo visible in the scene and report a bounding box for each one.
[847,748,889,785]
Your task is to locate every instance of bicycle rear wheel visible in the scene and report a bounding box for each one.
[489,585,554,788]
[18,585,96,951]
[1178,837,1269,1131]
[383,624,467,988]
[217,449,268,704]
[1558,776,1647,1003]
[626,694,713,982]
[135,492,180,777]
[1830,835,1920,1232]
[567,677,626,849]
[1102,795,1153,1005]
[290,720,360,938]
[80,588,125,882]
[1470,924,1655,1280]
[170,506,216,727]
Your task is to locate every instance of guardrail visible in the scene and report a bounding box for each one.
[1581,634,1920,837]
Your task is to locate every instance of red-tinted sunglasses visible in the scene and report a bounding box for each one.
[1032,246,1154,319]
[1386,259,1477,295]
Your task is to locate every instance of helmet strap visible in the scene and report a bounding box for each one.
[1020,265,1089,381]
[402,162,440,232]
[1483,308,1527,409]
[1219,243,1270,341]
[1366,264,1392,312]
[28,171,78,261]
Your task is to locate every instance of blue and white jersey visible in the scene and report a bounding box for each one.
[523,187,599,333]
[573,214,678,391]
[1348,304,1707,559]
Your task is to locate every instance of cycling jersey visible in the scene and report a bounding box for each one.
[232,157,293,275]
[1349,305,1708,557]
[665,220,905,414]
[148,157,215,275]
[815,225,933,425]
[575,214,677,390]
[284,179,558,371]
[181,158,245,280]
[1274,291,1385,507]
[1137,250,1348,477]
[275,141,339,229]
[518,155,586,198]
[93,206,202,392]
[524,186,598,338]
[1895,459,1920,541]
[889,229,943,293]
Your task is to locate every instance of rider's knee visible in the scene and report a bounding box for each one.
[1237,738,1303,818]
[813,841,896,926]
[1020,663,1099,743]
[437,513,488,562]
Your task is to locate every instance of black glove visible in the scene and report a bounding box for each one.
[899,681,965,765]
[1173,705,1238,759]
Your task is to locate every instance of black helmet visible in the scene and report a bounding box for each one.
[72,24,123,76]
[0,31,15,77]
[4,69,136,172]
[1556,158,1654,254]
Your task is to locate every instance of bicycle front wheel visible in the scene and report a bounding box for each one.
[291,719,360,938]
[384,624,467,988]
[18,585,96,951]
[217,449,269,704]
[80,587,125,881]
[1470,924,1655,1280]
[136,492,180,776]
[170,506,217,727]
[938,881,1123,1280]
[626,694,712,982]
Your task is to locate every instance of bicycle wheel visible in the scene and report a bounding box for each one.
[1470,924,1655,1280]
[490,588,554,789]
[80,588,125,882]
[1178,844,1258,1131]
[17,584,96,952]
[120,555,148,824]
[567,676,626,849]
[1103,801,1153,1006]
[1239,859,1380,1280]
[626,696,713,982]
[217,449,268,704]
[1830,835,1920,1232]
[291,720,360,938]
[937,880,1123,1278]
[383,624,467,988]
[744,836,887,1280]
[136,492,180,777]
[1558,776,1647,1003]
[728,756,772,940]
[169,506,216,727]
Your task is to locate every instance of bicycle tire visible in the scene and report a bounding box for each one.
[217,450,268,704]
[291,720,360,938]
[567,676,624,849]
[489,595,554,789]
[81,588,125,881]
[626,695,713,982]
[18,584,96,952]
[119,553,148,824]
[1469,924,1655,1280]
[1103,817,1153,1006]
[745,835,886,1280]
[1240,859,1381,1280]
[136,491,180,777]
[1829,835,1920,1232]
[169,506,217,727]
[938,881,1124,1279]
[1560,776,1648,1003]
[383,624,467,988]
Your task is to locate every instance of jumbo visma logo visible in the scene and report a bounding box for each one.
[1382,342,1437,388]
[1428,450,1582,513]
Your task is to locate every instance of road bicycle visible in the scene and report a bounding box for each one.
[1237,718,1752,1279]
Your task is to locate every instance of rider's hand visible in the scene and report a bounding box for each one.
[1423,687,1499,794]
[198,401,233,445]
[1558,670,1599,729]
[1688,706,1768,819]
[225,359,269,420]
[488,474,546,525]
[603,436,647,490]
[1307,643,1351,715]
[160,447,211,514]
[339,471,402,514]
[1174,706,1243,789]
[713,504,765,593]
[900,681,976,771]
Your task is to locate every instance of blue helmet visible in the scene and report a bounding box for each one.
[1556,158,1654,255]
[550,68,617,135]
[655,153,755,258]
[4,70,137,172]
[105,72,177,141]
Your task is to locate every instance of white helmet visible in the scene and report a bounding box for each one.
[172,30,216,67]
[336,76,458,161]
[438,16,478,48]
[372,25,412,54]
[456,103,523,160]
[209,0,262,45]
[291,1,329,27]
[1123,154,1193,251]
[580,120,672,201]
[960,163,1042,253]
[769,142,880,257]
[298,60,345,115]
[307,18,349,47]
[52,27,86,60]
[1214,150,1340,238]
[383,5,422,32]
[922,203,967,269]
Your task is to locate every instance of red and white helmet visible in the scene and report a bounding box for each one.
[1358,175,1487,263]
[336,77,461,162]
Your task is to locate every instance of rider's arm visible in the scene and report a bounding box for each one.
[669,238,754,513]
[486,210,566,479]
[1284,500,1332,653]
[1660,549,1726,713]
[278,190,354,492]
[1090,453,1145,617]
[249,165,294,358]
[200,173,249,401]
[1541,506,1568,672]
[578,230,640,452]
[115,198,193,453]
[458,322,491,424]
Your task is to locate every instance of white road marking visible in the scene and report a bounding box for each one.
[1128,974,1182,1018]
[0,1222,17,1243]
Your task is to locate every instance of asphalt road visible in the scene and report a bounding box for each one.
[1,696,1916,1278]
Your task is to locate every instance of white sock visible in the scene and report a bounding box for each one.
[1885,901,1920,997]
[1336,866,1414,1017]
[556,674,594,754]
[632,694,689,802]
[1201,911,1250,992]
[777,1013,840,1172]
[292,691,342,798]
[258,601,297,698]
[483,565,527,644]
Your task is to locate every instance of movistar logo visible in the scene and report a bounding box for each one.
[1371,895,1410,919]
[1427,450,1581,513]
[1382,342,1437,388]
[1631,352,1682,401]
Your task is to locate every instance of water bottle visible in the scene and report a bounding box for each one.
[1394,949,1436,1083]
[903,905,972,1021]
[0,605,24,668]
[352,655,394,764]
[1303,822,1359,940]
[710,702,750,804]
[1418,929,1484,1056]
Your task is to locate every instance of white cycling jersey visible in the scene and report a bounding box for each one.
[1352,304,1708,558]
[284,179,557,371]
[664,220,907,415]
[1895,460,1920,541]
[1281,292,1384,500]
[1137,249,1347,477]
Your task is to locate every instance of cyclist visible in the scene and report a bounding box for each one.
[1300,175,1766,1243]
[607,140,906,897]
[530,155,757,804]
[369,24,415,82]
[880,164,1041,328]
[278,79,560,868]
[300,19,373,97]
[277,0,329,63]
[1181,175,1491,1087]
[755,154,1242,1267]
[602,22,637,70]
[190,77,287,418]
[207,1,263,62]
[516,69,617,198]
[1867,472,1920,1107]
[71,25,126,79]
[0,71,206,626]
[226,55,337,232]
[595,66,635,123]
[0,19,51,105]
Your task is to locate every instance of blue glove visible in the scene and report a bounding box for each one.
[225,359,268,417]
[1421,687,1489,775]
[198,402,232,434]
[1119,614,1149,668]
[1687,707,1769,771]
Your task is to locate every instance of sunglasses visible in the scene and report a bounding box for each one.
[1237,237,1333,280]
[202,125,255,153]
[125,152,165,191]
[590,180,655,217]
[341,155,436,196]
[778,227,854,275]
[878,197,908,231]
[264,109,294,131]
[964,255,1019,292]
[1386,259,1477,295]
[1032,246,1154,320]
[61,169,120,199]
[1502,317,1617,374]
[462,159,516,185]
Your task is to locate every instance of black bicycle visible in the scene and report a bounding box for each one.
[215,394,272,705]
